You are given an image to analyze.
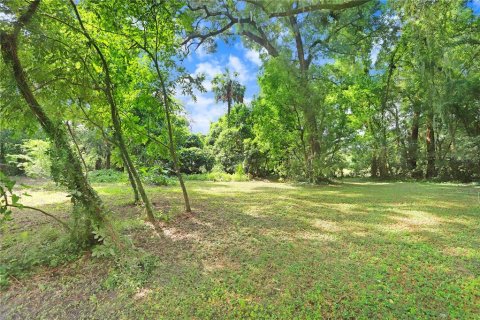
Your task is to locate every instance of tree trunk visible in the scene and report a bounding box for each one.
[371,151,378,178]
[121,152,140,204]
[408,110,421,178]
[156,66,191,213]
[69,0,156,224]
[114,114,154,220]
[378,118,389,179]
[105,142,111,169]
[426,113,436,179]
[303,97,320,183]
[378,146,388,178]
[0,1,106,244]
[0,140,5,164]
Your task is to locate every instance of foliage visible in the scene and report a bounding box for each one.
[140,166,177,186]
[7,140,51,178]
[212,69,246,124]
[88,169,127,183]
[102,252,159,292]
[185,169,249,182]
[1,226,82,289]
[0,173,18,225]
[179,147,214,174]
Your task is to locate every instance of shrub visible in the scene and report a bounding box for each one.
[140,166,176,186]
[88,169,127,183]
[179,147,214,174]
[185,166,249,182]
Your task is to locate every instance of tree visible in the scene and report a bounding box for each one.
[212,69,246,126]
[97,0,201,213]
[0,0,109,245]
[66,0,158,222]
[185,0,377,182]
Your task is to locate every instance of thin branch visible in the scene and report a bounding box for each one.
[8,204,71,231]
[66,121,88,178]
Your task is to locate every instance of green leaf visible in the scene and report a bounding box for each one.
[12,194,20,205]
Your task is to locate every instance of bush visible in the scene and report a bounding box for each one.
[140,166,176,186]
[88,169,127,183]
[185,166,249,182]
[179,147,214,174]
[213,128,244,173]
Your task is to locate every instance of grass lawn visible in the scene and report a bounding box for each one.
[1,180,479,319]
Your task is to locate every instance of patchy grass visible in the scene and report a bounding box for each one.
[1,180,479,319]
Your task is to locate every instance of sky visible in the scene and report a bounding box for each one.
[2,1,479,135]
[177,0,480,135]
[175,38,261,134]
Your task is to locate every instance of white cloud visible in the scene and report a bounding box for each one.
[245,49,262,66]
[194,61,222,79]
[370,39,383,66]
[227,55,250,83]
[179,45,262,134]
[193,61,223,91]
[195,45,210,60]
[181,94,225,134]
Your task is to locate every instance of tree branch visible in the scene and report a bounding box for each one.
[8,204,71,231]
[268,0,371,17]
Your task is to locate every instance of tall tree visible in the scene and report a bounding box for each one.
[212,69,246,126]
[185,0,377,182]
[89,0,202,213]
[0,0,109,244]
[66,0,157,223]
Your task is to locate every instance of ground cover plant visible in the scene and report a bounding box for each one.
[1,0,479,318]
[1,179,479,319]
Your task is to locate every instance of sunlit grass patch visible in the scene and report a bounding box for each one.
[1,179,479,318]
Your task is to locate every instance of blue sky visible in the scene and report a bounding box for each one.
[468,0,480,13]
[176,38,261,134]
[2,1,478,135]
[178,0,480,135]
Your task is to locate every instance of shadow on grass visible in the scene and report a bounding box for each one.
[1,180,479,318]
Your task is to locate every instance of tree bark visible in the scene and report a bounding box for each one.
[155,67,192,213]
[0,0,106,244]
[105,142,111,169]
[426,112,436,179]
[69,0,156,224]
[408,110,421,178]
[371,151,378,178]
[120,152,140,204]
[0,140,5,164]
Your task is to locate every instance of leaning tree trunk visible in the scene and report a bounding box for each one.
[0,0,106,245]
[120,151,140,203]
[162,97,192,213]
[69,0,156,223]
[154,63,192,213]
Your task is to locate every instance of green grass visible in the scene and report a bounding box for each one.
[184,171,250,182]
[1,180,479,319]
